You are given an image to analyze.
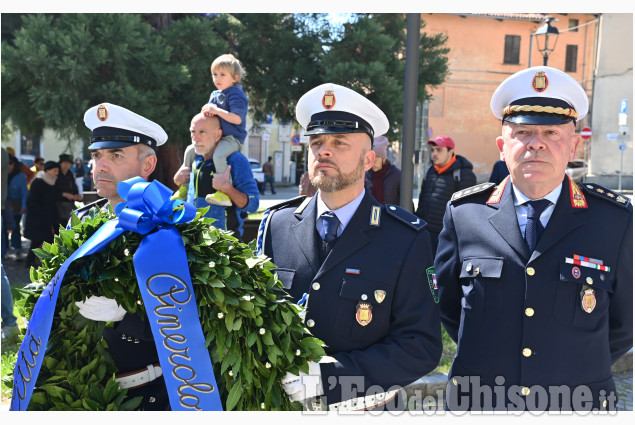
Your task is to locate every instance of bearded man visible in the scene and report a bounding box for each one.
[257,83,442,411]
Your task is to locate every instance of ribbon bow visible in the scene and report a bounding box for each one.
[114,177,196,234]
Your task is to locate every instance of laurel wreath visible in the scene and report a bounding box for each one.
[12,205,325,411]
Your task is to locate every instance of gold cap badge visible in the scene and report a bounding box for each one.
[97,104,109,122]
[322,90,336,110]
[532,71,549,93]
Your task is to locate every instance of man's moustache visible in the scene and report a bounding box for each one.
[96,171,114,181]
[316,159,338,168]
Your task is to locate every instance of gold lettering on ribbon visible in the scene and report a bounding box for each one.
[48,274,62,301]
[146,273,215,410]
[13,331,42,408]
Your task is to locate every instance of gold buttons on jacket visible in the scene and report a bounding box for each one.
[312,282,321,290]
[307,319,315,328]
[586,277,594,285]
[521,387,531,396]
[526,267,535,276]
[525,308,535,317]
[522,348,532,357]
[452,378,458,385]
[603,400,608,408]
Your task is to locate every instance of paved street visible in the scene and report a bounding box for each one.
[257,182,302,210]
[615,371,633,410]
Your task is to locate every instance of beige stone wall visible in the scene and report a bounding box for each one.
[421,13,598,180]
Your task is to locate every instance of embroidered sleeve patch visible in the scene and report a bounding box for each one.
[426,266,439,303]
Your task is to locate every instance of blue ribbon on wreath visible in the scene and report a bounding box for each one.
[11,177,223,411]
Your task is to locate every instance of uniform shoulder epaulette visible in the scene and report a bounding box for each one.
[451,182,496,203]
[265,195,307,213]
[257,196,308,255]
[383,204,427,231]
[69,198,108,226]
[580,183,631,208]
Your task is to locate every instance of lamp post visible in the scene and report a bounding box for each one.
[534,18,560,66]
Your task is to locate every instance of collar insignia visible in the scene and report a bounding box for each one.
[568,176,588,208]
[487,176,510,204]
[370,205,381,226]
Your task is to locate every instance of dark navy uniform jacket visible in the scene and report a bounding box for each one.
[261,191,442,404]
[435,176,633,411]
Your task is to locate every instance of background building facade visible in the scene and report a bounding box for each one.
[587,13,633,189]
[419,13,601,182]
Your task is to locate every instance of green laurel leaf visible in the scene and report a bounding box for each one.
[225,381,243,411]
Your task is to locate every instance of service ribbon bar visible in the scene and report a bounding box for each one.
[573,254,603,265]
[565,257,610,272]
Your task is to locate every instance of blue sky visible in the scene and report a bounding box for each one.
[326,13,355,26]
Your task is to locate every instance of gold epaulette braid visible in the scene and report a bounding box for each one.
[502,104,579,119]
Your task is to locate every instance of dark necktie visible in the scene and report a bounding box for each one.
[318,211,340,262]
[321,211,340,244]
[524,199,551,252]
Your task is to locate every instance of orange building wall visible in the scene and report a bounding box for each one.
[421,13,598,180]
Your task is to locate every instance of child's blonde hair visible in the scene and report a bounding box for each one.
[211,53,245,84]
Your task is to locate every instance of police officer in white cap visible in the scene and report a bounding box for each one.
[258,83,442,410]
[436,66,633,411]
[75,103,171,410]
[80,102,167,210]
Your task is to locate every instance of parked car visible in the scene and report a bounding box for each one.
[249,158,264,193]
[17,154,35,167]
[566,159,587,183]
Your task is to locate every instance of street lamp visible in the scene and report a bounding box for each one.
[534,18,559,66]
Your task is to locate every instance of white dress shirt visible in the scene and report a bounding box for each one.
[512,183,562,236]
[315,189,365,240]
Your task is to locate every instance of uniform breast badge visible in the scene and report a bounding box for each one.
[355,302,373,326]
[580,286,596,313]
[374,290,386,304]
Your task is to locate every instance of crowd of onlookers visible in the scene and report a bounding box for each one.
[2,147,92,269]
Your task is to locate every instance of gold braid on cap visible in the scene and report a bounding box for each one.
[502,104,579,119]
